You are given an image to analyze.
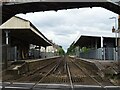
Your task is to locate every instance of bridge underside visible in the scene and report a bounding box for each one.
[1,2,120,23]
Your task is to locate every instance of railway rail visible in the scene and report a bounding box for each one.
[2,56,117,90]
[69,58,103,86]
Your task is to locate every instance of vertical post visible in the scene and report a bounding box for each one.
[103,48,105,60]
[14,46,17,61]
[5,31,10,45]
[52,45,54,57]
[95,39,98,49]
[114,48,116,60]
[118,15,120,30]
[118,15,120,59]
[0,29,2,71]
[101,36,105,60]
[115,17,118,61]
[39,46,41,58]
[78,46,80,57]
[115,32,118,61]
[109,17,118,61]
[77,46,80,57]
[54,46,56,56]
[0,2,2,83]
[4,31,10,69]
[45,46,46,58]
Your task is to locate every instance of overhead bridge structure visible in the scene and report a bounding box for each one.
[1,0,120,23]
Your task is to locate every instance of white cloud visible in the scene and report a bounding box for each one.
[16,7,118,51]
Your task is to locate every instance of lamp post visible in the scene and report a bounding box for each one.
[109,17,118,61]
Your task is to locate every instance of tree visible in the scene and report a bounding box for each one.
[58,46,65,55]
[67,45,75,55]
[81,47,90,53]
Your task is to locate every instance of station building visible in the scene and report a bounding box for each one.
[0,16,59,69]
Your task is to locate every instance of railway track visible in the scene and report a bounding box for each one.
[13,60,57,82]
[2,58,60,88]
[30,57,70,89]
[65,57,101,90]
[75,58,115,86]
[70,58,103,86]
[34,57,67,83]
[2,56,116,90]
[65,56,114,90]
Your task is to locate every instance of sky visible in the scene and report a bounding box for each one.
[16,7,118,52]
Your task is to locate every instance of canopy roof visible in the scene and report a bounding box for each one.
[1,1,120,23]
[0,16,53,47]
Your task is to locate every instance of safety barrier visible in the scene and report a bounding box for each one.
[79,47,120,60]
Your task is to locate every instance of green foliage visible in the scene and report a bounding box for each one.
[67,45,75,55]
[58,47,65,55]
[81,47,90,53]
[67,46,90,55]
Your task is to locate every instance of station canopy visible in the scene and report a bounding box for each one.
[0,16,52,47]
[1,0,120,23]
[73,35,101,48]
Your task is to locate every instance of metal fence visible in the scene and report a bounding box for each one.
[2,45,59,61]
[2,45,17,61]
[80,48,102,60]
[104,47,115,60]
[79,47,120,60]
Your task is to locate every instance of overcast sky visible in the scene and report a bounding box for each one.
[16,7,118,52]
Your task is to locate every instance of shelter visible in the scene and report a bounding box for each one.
[0,16,53,68]
[73,35,120,60]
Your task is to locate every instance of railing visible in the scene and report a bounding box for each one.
[79,47,120,60]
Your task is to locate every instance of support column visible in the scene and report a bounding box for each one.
[118,37,120,47]
[118,15,120,60]
[5,31,10,45]
[0,2,2,82]
[75,46,79,57]
[0,30,2,69]
[45,46,47,58]
[101,36,105,60]
[53,46,56,56]
[118,15,120,29]
[14,46,17,61]
[39,46,41,58]
[95,39,98,49]
[4,31,10,69]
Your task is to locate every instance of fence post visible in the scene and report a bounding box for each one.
[113,48,116,60]
[102,47,105,60]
